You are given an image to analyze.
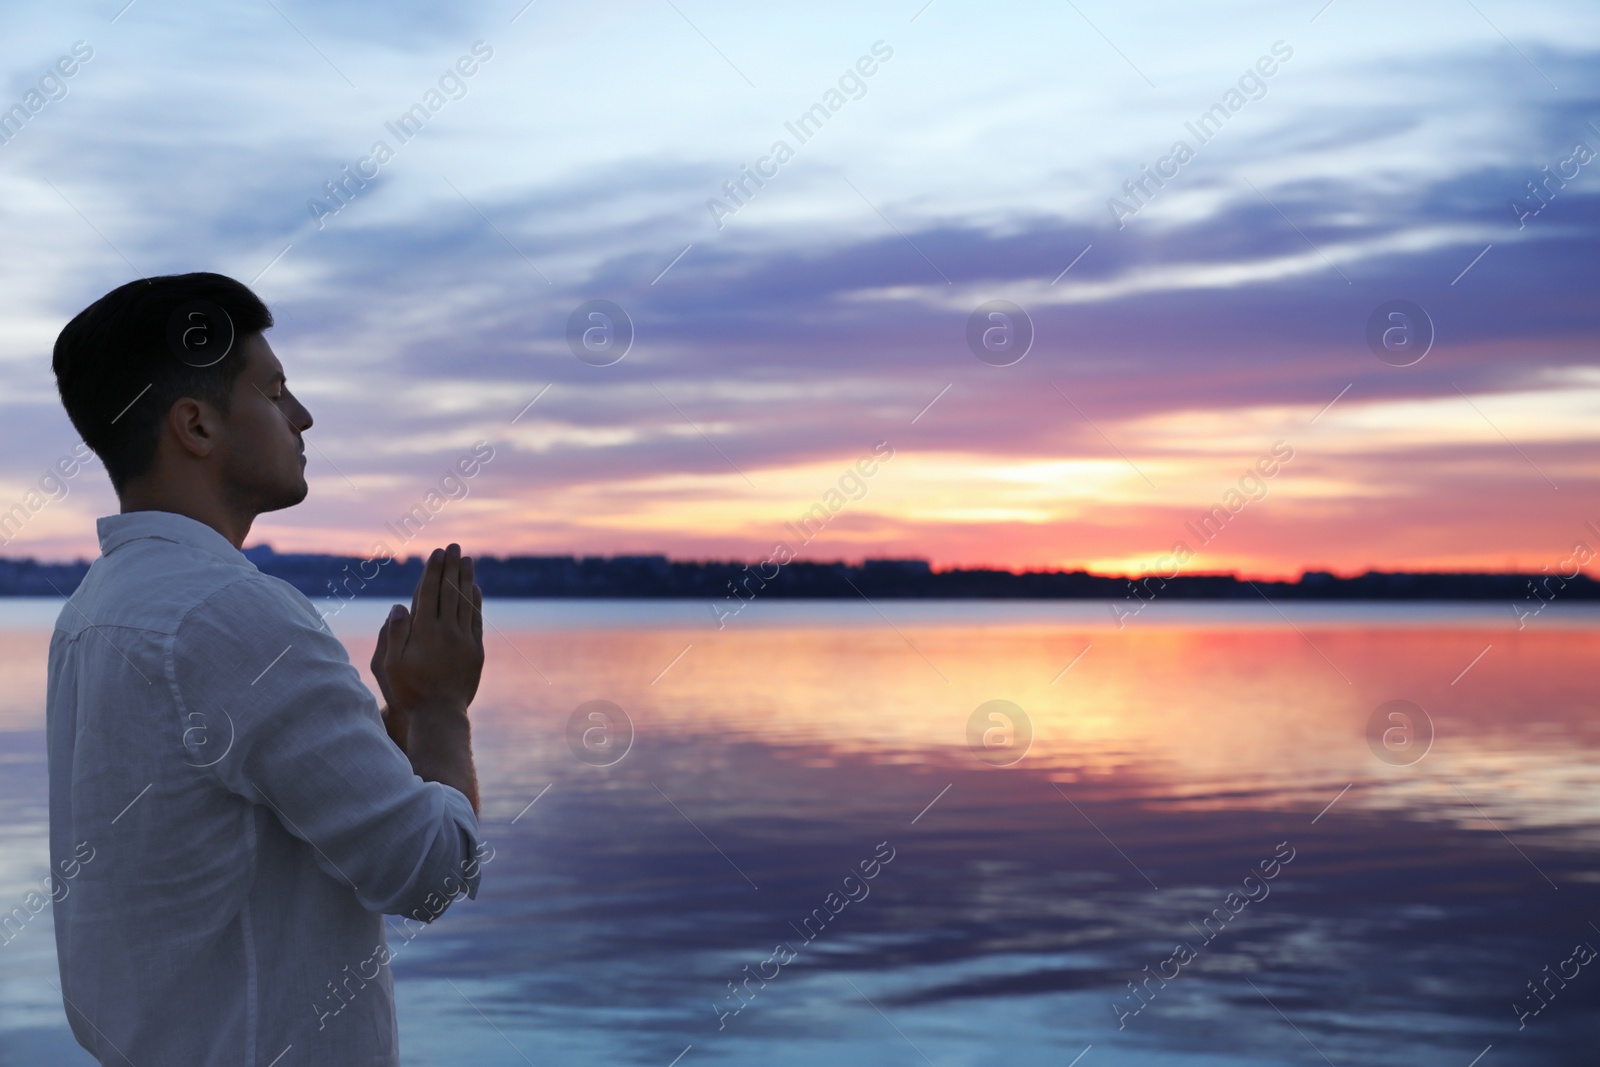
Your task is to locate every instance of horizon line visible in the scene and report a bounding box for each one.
[0,546,1572,585]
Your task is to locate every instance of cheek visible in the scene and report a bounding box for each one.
[240,407,295,458]
[263,403,297,437]
[248,411,284,446]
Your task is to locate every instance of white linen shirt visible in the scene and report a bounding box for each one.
[46,511,483,1066]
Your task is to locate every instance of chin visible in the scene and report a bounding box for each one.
[258,479,310,514]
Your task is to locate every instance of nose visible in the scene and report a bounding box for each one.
[292,396,313,432]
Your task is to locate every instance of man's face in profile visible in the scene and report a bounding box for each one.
[218,334,314,514]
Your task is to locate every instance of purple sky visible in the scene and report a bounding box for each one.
[0,0,1596,576]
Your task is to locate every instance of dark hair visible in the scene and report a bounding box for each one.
[52,273,273,493]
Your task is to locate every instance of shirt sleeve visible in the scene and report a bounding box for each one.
[167,575,483,921]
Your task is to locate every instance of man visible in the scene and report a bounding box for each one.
[46,272,487,1065]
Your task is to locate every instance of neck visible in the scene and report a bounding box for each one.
[117,482,254,548]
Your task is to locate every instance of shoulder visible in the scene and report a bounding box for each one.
[57,539,266,639]
[181,571,326,630]
[169,572,367,722]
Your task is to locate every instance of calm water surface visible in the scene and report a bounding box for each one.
[2,599,1598,1065]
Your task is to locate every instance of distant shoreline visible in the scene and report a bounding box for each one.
[0,549,1584,604]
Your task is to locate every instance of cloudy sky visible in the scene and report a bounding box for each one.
[1,0,1596,577]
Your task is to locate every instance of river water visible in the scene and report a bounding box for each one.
[2,599,1596,1065]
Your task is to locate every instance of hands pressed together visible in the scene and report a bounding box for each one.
[371,543,485,812]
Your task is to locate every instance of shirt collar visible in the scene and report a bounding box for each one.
[96,511,256,570]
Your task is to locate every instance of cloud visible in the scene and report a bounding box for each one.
[1,2,1596,572]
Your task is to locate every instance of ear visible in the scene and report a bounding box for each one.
[166,396,221,459]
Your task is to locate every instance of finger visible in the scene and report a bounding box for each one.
[471,583,484,646]
[385,604,411,664]
[409,555,423,618]
[417,548,444,620]
[439,543,462,622]
[457,555,476,629]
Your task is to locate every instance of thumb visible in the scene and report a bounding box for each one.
[471,584,484,647]
[371,616,390,675]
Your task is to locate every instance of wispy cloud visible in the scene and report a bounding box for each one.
[0,1,1595,574]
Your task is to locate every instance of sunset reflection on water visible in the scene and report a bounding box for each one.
[2,600,1597,1065]
[455,601,1600,833]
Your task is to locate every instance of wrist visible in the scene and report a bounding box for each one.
[394,697,470,722]
[405,705,471,752]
